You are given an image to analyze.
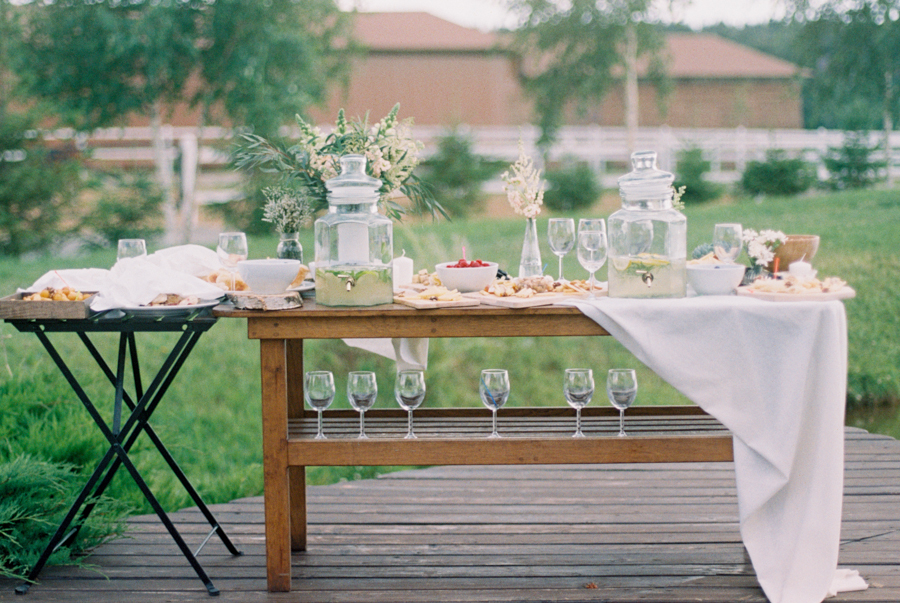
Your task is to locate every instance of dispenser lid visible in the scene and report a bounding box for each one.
[325,154,382,204]
[617,151,674,201]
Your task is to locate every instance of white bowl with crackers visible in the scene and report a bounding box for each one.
[435,260,499,293]
[237,259,302,295]
[686,263,746,296]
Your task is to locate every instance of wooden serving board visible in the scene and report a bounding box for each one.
[0,292,97,320]
[465,291,599,308]
[393,295,481,309]
[227,291,302,310]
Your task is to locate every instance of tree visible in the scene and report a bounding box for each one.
[789,0,900,170]
[507,0,674,154]
[18,0,351,244]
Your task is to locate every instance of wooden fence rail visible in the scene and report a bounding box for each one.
[39,124,900,200]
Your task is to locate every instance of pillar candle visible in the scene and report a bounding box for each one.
[393,255,414,288]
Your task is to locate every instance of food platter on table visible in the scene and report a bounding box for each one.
[118,298,222,317]
[736,274,855,302]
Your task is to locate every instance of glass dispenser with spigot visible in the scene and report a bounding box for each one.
[607,151,686,298]
[314,154,393,306]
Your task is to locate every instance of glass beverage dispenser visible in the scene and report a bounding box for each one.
[608,151,687,298]
[314,155,393,306]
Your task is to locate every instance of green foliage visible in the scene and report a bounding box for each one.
[508,0,668,146]
[417,129,505,218]
[0,455,127,580]
[673,147,723,203]
[823,131,884,190]
[542,159,601,212]
[80,170,164,248]
[0,113,81,257]
[740,149,816,197]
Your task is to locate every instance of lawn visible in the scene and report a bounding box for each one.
[1,187,898,516]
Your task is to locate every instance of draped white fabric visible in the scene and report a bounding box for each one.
[562,295,858,603]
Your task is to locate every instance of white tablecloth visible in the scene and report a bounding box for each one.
[563,295,857,603]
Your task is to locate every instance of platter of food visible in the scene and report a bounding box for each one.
[119,297,222,316]
[0,288,96,320]
[736,275,855,302]
[394,285,480,309]
[468,276,603,308]
[288,280,316,297]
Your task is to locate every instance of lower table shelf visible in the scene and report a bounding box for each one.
[286,406,734,466]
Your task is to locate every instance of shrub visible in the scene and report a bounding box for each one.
[0,113,81,256]
[823,131,884,190]
[542,159,601,212]
[80,169,164,247]
[740,149,816,196]
[417,129,505,218]
[673,147,723,203]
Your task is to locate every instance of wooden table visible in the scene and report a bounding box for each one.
[216,301,734,592]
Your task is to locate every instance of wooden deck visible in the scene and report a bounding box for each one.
[2,426,898,603]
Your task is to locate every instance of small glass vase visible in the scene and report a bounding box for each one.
[518,217,542,277]
[276,232,303,262]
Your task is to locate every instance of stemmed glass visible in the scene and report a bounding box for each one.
[304,371,335,440]
[217,232,248,291]
[117,238,147,261]
[713,223,743,263]
[347,371,378,439]
[607,369,638,437]
[548,218,576,281]
[395,369,426,439]
[564,368,594,438]
[479,369,510,439]
[577,219,608,299]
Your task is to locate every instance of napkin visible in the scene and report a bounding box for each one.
[90,256,224,311]
[343,338,429,371]
[562,295,857,603]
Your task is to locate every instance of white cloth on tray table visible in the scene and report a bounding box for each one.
[562,295,856,603]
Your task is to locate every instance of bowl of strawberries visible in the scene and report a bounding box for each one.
[435,259,499,293]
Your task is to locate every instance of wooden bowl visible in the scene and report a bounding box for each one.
[769,235,820,272]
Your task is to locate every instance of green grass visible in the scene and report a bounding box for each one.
[1,187,898,516]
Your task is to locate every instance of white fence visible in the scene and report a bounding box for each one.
[43,124,900,199]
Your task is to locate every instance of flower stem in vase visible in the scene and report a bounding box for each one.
[276,232,303,262]
[519,217,542,278]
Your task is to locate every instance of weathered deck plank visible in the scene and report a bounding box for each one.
[2,426,898,602]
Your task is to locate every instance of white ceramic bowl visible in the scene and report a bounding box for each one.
[435,261,499,293]
[686,263,746,296]
[237,259,301,295]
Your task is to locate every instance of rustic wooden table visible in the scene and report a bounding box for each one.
[215,301,734,592]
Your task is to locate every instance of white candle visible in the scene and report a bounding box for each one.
[393,255,414,288]
[789,260,814,279]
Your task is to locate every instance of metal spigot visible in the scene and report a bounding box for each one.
[637,270,654,287]
[338,274,356,291]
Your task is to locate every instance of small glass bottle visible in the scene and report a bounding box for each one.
[607,151,686,298]
[314,155,393,306]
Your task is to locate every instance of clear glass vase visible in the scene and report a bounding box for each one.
[276,232,303,262]
[518,217,542,278]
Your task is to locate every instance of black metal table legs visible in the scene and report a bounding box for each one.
[13,320,240,596]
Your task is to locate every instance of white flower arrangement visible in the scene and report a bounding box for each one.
[501,141,544,219]
[743,228,787,267]
[261,187,313,233]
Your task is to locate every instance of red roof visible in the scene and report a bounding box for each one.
[351,11,498,51]
[351,12,800,78]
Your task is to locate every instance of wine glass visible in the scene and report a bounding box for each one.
[607,369,637,437]
[347,371,378,439]
[304,371,335,440]
[217,232,248,291]
[479,369,510,439]
[577,222,608,299]
[548,218,576,281]
[564,368,594,438]
[395,369,426,439]
[713,223,743,263]
[117,238,147,261]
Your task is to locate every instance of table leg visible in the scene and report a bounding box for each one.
[285,339,307,552]
[260,338,292,592]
